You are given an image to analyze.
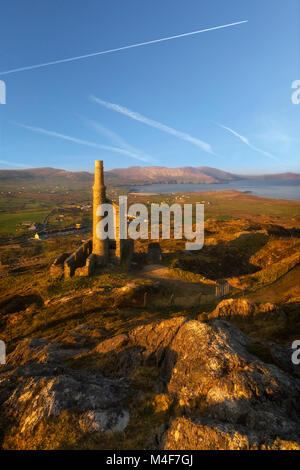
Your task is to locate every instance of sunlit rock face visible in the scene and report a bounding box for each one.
[0,317,300,449]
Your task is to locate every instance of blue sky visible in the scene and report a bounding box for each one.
[0,0,299,174]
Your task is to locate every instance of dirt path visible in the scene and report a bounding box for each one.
[140,264,173,279]
[139,264,215,296]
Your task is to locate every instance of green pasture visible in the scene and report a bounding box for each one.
[0,210,49,233]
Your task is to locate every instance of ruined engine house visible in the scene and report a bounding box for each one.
[50,160,134,278]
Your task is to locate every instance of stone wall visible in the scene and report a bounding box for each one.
[64,239,92,278]
[51,234,135,279]
[50,252,71,278]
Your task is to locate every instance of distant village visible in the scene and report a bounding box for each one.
[18,203,92,240]
[12,194,213,243]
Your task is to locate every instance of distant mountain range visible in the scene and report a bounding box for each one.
[0,167,93,184]
[108,166,240,184]
[0,166,299,188]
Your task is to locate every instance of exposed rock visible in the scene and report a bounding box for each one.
[160,320,300,440]
[1,316,300,449]
[128,317,186,365]
[85,317,300,448]
[0,336,130,436]
[79,409,130,433]
[157,417,259,450]
[208,298,255,318]
[208,298,284,320]
[154,417,300,450]
[87,317,187,377]
[95,334,129,355]
[6,337,83,367]
[5,374,128,433]
[60,324,107,348]
[264,342,300,377]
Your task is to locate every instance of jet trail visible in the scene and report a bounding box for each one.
[16,123,151,162]
[0,20,248,76]
[91,95,213,154]
[218,123,279,161]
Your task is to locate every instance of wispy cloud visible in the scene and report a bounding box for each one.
[217,123,279,161]
[0,21,248,76]
[81,117,155,163]
[91,96,214,155]
[15,123,151,162]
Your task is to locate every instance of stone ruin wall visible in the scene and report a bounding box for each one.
[64,239,93,278]
[50,239,93,279]
[50,238,136,279]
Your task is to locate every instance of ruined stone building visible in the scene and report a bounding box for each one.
[50,160,134,278]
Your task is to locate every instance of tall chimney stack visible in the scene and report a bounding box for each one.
[92,160,108,265]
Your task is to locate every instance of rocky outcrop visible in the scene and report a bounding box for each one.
[155,417,300,450]
[208,298,285,320]
[0,337,130,437]
[1,317,300,450]
[209,298,255,318]
[90,317,300,449]
[261,341,300,378]
[158,320,300,445]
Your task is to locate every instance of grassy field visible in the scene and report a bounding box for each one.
[0,210,49,233]
[129,190,300,224]
[0,182,131,234]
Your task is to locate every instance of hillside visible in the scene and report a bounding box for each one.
[107,166,240,184]
[0,167,117,189]
[246,172,300,181]
[1,166,299,188]
[0,204,300,450]
[0,167,92,182]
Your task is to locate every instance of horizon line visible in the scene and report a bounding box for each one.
[0,164,299,176]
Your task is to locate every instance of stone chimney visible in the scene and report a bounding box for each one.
[92,160,109,265]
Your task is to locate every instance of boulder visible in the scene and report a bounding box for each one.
[208,298,255,318]
[208,298,284,320]
[79,409,130,433]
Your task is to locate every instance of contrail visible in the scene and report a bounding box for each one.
[217,123,279,161]
[16,123,151,162]
[0,20,248,76]
[91,96,214,155]
[83,117,156,163]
